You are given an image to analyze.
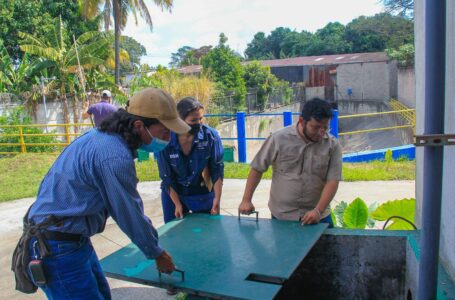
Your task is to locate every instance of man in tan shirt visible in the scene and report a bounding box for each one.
[238,98,342,227]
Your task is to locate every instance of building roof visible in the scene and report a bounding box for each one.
[259,52,389,67]
[177,64,203,74]
[177,52,389,74]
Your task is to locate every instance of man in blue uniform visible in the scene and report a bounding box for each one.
[12,88,190,299]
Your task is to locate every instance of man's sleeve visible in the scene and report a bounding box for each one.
[86,104,94,115]
[250,134,278,173]
[96,157,163,259]
[209,131,224,183]
[326,141,342,181]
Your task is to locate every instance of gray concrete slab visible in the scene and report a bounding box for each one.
[1,179,414,299]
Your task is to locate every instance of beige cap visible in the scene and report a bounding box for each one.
[126,88,190,134]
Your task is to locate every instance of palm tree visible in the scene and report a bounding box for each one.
[19,16,109,123]
[79,0,173,85]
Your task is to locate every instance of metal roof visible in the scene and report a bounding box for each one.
[177,64,203,74]
[177,52,389,74]
[259,52,389,67]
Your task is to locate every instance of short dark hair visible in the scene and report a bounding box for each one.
[301,98,333,121]
[99,109,160,150]
[177,97,204,120]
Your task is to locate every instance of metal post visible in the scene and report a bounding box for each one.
[418,1,446,299]
[330,109,339,138]
[18,127,26,153]
[236,112,247,163]
[283,111,293,127]
[40,76,49,133]
[64,125,71,145]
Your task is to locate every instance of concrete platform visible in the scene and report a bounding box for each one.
[0,179,415,299]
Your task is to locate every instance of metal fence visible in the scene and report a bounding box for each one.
[0,108,416,161]
[206,84,305,117]
[0,123,92,154]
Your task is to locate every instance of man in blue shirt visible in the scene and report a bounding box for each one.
[12,88,190,299]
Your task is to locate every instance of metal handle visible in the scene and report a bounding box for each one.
[238,211,259,222]
[158,268,185,282]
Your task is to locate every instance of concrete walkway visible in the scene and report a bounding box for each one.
[0,179,415,299]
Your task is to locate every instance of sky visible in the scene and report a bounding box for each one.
[122,0,385,67]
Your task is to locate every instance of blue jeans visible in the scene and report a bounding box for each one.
[272,214,334,228]
[161,189,214,223]
[29,237,111,300]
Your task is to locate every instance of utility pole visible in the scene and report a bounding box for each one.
[40,76,56,132]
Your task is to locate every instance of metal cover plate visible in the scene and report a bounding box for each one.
[100,214,327,299]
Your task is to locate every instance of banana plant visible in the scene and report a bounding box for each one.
[0,41,39,97]
[19,16,109,123]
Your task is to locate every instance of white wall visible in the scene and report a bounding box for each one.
[305,86,325,100]
[337,62,394,101]
[397,68,416,108]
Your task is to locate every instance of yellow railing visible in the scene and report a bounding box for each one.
[0,123,93,154]
[1,103,417,153]
[338,103,416,136]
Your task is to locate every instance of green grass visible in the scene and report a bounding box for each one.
[342,160,415,181]
[0,154,415,202]
[0,153,59,202]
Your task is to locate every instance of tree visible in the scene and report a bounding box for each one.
[119,35,147,72]
[202,33,246,111]
[0,0,98,61]
[19,17,109,123]
[80,0,173,85]
[170,46,195,68]
[190,46,213,65]
[243,61,274,109]
[345,13,413,53]
[314,22,352,55]
[386,43,415,67]
[245,32,271,60]
[381,0,414,19]
[0,41,38,96]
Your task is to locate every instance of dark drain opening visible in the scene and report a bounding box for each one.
[245,273,286,285]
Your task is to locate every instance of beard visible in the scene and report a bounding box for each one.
[303,123,321,142]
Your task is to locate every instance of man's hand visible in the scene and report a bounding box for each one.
[238,201,255,215]
[301,209,321,225]
[174,204,184,219]
[155,251,175,274]
[210,202,220,215]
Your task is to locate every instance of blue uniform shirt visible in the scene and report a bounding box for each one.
[157,124,224,196]
[29,129,163,259]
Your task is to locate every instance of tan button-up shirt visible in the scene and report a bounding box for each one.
[250,125,342,221]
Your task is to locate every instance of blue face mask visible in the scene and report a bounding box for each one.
[139,127,169,153]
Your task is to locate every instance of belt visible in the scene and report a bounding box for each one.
[43,230,83,241]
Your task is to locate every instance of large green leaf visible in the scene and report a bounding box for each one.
[366,202,378,229]
[333,201,348,227]
[20,45,60,61]
[371,198,415,230]
[343,197,369,229]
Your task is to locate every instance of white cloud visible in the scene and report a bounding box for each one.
[123,0,384,67]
